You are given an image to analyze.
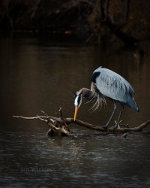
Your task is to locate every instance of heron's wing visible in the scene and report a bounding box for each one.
[93,67,135,104]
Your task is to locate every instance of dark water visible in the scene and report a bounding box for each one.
[0,35,150,187]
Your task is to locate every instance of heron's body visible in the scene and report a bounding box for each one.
[91,67,139,111]
[74,66,139,128]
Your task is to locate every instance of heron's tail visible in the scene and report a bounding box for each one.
[128,97,139,112]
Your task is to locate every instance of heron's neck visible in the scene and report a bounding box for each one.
[79,88,95,100]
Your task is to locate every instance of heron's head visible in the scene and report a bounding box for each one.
[74,91,83,121]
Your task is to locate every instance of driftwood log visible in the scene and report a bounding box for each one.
[13,108,150,136]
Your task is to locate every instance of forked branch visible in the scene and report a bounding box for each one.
[13,108,150,136]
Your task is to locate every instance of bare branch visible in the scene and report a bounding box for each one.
[65,118,150,133]
[13,115,47,120]
[13,109,150,136]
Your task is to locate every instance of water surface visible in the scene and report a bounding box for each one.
[0,35,150,187]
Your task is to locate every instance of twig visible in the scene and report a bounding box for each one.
[59,107,68,128]
[13,115,47,120]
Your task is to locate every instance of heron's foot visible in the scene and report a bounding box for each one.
[110,125,118,129]
[110,120,122,129]
[119,123,129,128]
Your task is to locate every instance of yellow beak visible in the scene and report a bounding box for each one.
[74,106,78,121]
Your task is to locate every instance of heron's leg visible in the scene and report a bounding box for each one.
[104,100,117,128]
[114,105,124,129]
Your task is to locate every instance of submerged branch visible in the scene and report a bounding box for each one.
[13,108,150,136]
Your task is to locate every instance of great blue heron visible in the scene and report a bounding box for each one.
[74,66,139,128]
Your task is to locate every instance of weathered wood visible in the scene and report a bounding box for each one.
[64,118,150,133]
[13,108,150,136]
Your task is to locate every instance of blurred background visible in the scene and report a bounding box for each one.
[0,0,150,45]
[0,1,150,187]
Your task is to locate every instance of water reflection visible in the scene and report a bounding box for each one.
[0,35,150,187]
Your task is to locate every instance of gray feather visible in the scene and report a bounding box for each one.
[92,67,138,111]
